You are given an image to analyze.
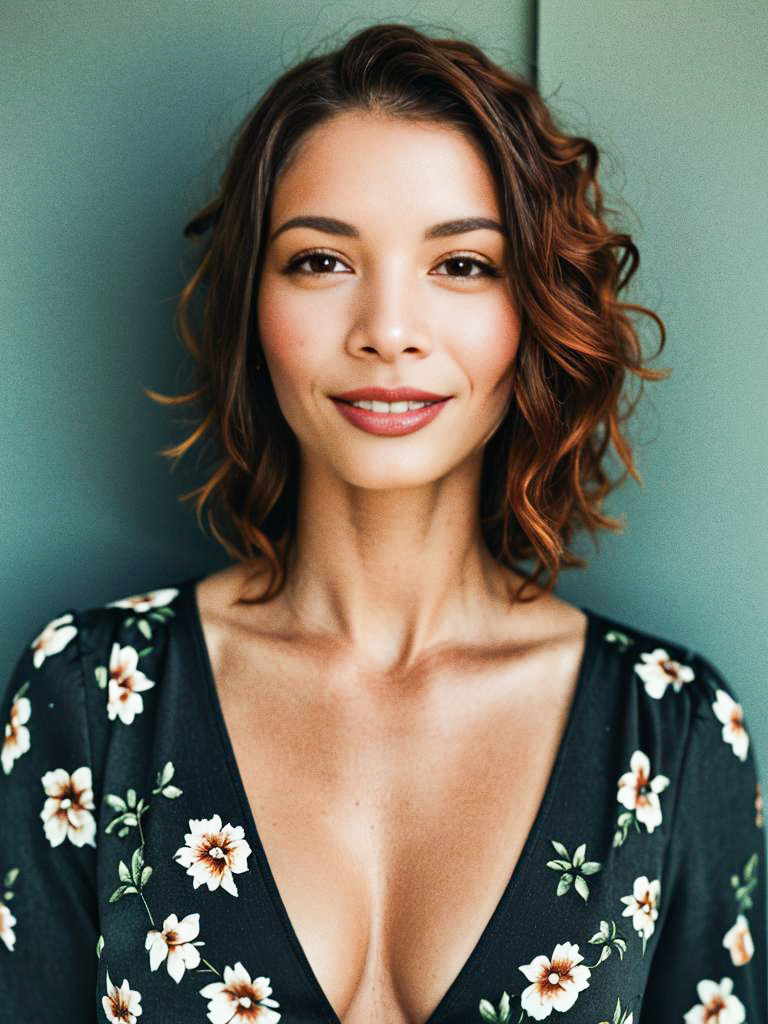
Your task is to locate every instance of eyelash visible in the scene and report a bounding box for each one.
[282,249,501,280]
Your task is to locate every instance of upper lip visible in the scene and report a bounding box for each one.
[331,387,450,403]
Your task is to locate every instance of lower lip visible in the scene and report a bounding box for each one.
[330,398,451,436]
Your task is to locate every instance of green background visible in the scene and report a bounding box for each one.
[2,3,766,791]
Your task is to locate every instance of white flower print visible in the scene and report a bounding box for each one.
[617,750,670,833]
[107,588,179,612]
[107,644,156,725]
[102,970,143,1022]
[30,613,78,669]
[620,874,660,940]
[711,689,750,762]
[0,901,17,951]
[145,911,202,982]
[722,913,754,966]
[199,961,282,1023]
[634,648,695,699]
[39,766,97,847]
[174,813,252,896]
[683,976,746,1023]
[518,941,591,1019]
[2,694,31,775]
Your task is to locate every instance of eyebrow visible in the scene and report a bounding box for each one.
[268,215,505,244]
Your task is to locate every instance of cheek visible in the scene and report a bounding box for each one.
[256,282,324,398]
[457,303,520,399]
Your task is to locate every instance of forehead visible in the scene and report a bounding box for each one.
[270,110,501,226]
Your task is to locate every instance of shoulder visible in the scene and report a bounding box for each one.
[73,584,188,722]
[8,584,186,670]
[591,607,738,702]
[2,583,189,774]
[591,607,760,781]
[77,583,185,647]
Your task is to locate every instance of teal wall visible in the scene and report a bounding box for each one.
[2,0,765,779]
[538,1,768,768]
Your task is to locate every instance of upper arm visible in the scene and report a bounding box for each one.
[0,609,100,1016]
[638,653,767,1020]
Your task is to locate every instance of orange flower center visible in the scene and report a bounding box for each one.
[704,996,726,1020]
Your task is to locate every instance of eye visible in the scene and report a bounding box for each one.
[282,250,352,275]
[282,249,501,280]
[432,255,501,280]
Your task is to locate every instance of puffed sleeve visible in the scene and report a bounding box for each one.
[0,608,100,1016]
[638,652,767,1020]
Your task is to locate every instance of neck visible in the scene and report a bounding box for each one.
[272,453,518,675]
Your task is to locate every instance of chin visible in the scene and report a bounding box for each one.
[331,453,455,491]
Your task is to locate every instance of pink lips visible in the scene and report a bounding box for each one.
[329,385,453,436]
[332,386,450,403]
[330,395,451,436]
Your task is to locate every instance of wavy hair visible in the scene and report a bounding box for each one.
[146,21,669,605]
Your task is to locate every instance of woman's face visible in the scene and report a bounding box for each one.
[257,110,521,490]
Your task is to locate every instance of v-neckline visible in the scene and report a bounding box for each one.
[182,573,602,1024]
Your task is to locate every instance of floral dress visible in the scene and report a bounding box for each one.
[0,575,765,1023]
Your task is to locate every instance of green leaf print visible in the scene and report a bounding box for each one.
[557,872,574,895]
[103,765,182,839]
[109,883,138,903]
[574,875,590,901]
[3,867,19,888]
[588,918,628,962]
[110,846,152,904]
[731,851,760,912]
[612,811,641,848]
[131,846,144,880]
[478,991,512,1023]
[546,839,603,901]
[152,761,182,798]
[11,681,30,704]
[3,866,19,903]
[596,995,634,1024]
[604,630,634,652]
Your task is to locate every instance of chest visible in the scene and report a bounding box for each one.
[205,630,587,1024]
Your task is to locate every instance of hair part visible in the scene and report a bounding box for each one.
[146,21,669,606]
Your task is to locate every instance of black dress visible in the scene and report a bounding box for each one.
[1,575,765,1023]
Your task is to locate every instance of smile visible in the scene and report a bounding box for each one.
[330,397,451,436]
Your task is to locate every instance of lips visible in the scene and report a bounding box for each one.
[332,387,450,403]
[330,394,451,436]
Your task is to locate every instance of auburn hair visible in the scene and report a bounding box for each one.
[146,21,669,605]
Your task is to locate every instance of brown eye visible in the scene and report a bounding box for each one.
[284,251,350,275]
[434,256,499,279]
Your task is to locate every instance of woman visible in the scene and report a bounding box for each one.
[1,22,764,1024]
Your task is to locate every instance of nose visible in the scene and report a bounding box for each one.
[344,266,434,363]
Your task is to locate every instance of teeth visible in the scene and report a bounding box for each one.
[349,399,434,412]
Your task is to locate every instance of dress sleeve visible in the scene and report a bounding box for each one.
[0,609,99,1016]
[638,652,767,1021]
